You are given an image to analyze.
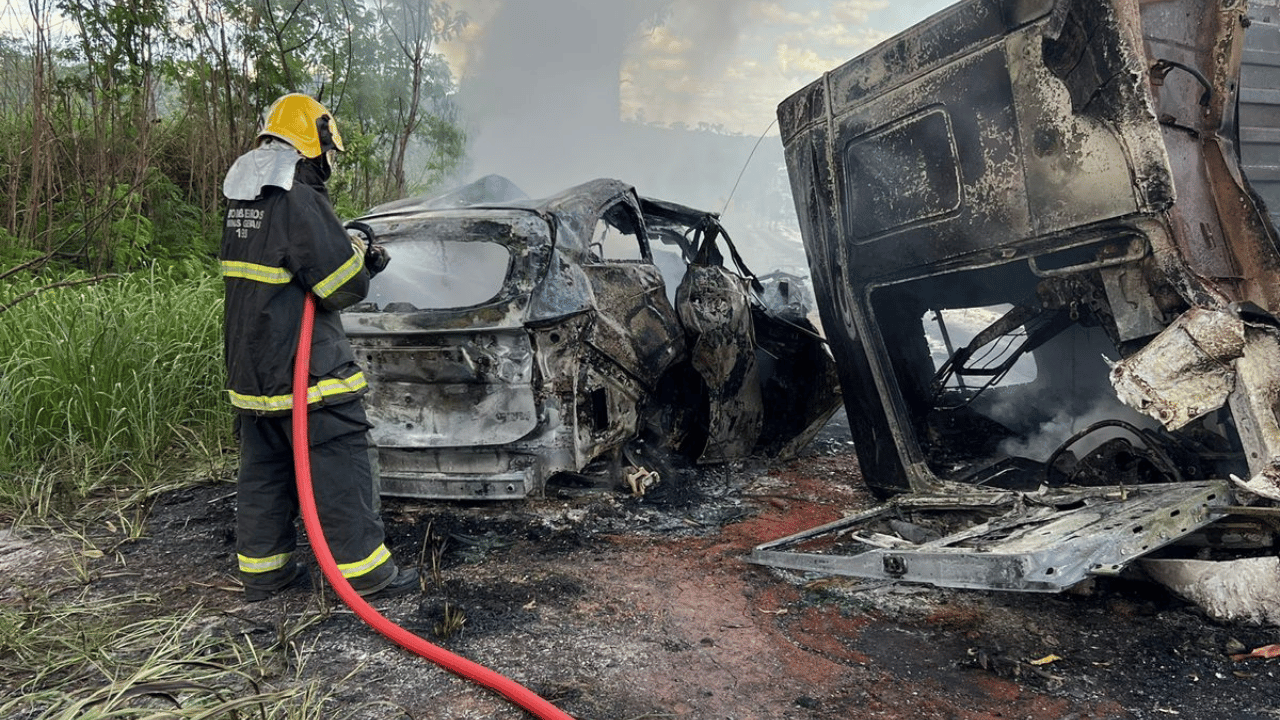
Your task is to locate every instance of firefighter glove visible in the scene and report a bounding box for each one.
[345,220,375,249]
[344,220,388,275]
[365,243,391,276]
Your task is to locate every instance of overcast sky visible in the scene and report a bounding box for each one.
[442,0,960,136]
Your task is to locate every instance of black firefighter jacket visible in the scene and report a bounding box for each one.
[220,160,370,415]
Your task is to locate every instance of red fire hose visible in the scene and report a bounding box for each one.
[292,293,576,720]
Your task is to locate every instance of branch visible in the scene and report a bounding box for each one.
[0,252,57,283]
[0,274,122,313]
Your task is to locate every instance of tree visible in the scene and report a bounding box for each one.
[370,0,466,199]
[0,0,470,270]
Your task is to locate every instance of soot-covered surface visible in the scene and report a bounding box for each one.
[4,410,1278,719]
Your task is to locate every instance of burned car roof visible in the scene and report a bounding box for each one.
[363,177,715,265]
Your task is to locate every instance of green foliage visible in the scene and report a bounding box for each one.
[1,0,470,274]
[0,0,472,519]
[142,165,220,270]
[415,111,467,194]
[327,122,380,219]
[0,228,35,267]
[0,265,231,519]
[58,0,168,107]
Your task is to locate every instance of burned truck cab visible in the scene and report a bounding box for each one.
[780,0,1280,501]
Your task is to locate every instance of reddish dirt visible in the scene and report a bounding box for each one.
[4,421,1279,720]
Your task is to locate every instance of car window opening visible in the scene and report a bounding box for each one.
[363,239,511,311]
[590,387,609,432]
[873,259,1245,491]
[592,202,647,262]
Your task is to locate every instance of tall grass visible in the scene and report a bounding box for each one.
[0,264,231,518]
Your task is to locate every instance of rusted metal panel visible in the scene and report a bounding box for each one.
[778,0,1280,494]
[356,330,538,448]
[1109,308,1245,430]
[582,262,685,388]
[1227,326,1280,501]
[808,0,1172,283]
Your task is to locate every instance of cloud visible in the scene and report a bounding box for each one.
[645,55,690,74]
[749,2,820,25]
[724,57,763,80]
[660,1,754,75]
[830,0,890,25]
[779,22,886,51]
[451,0,957,136]
[775,43,847,79]
[639,25,692,55]
[617,0,916,132]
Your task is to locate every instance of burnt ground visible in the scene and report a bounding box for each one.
[4,410,1280,720]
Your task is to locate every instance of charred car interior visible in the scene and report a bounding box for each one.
[342,178,840,500]
[754,0,1280,598]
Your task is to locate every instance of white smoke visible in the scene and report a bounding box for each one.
[448,0,803,273]
[996,399,1161,464]
[443,0,964,272]
[453,0,672,199]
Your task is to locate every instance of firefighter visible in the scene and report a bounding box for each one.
[220,93,417,602]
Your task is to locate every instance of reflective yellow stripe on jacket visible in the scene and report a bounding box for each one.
[227,371,369,413]
[238,551,291,574]
[221,260,293,284]
[338,544,391,579]
[313,248,364,299]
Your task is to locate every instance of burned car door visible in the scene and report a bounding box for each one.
[638,199,844,464]
[675,239,764,464]
[579,199,685,389]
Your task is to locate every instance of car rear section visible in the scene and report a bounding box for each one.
[343,209,558,499]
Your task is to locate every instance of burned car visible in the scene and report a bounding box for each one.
[755,0,1280,600]
[342,178,839,500]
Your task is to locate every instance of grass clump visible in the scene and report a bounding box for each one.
[0,264,232,520]
[0,591,344,720]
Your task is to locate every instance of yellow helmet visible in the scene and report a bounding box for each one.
[258,93,344,158]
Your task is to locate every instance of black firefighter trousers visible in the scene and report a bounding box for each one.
[234,400,397,595]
